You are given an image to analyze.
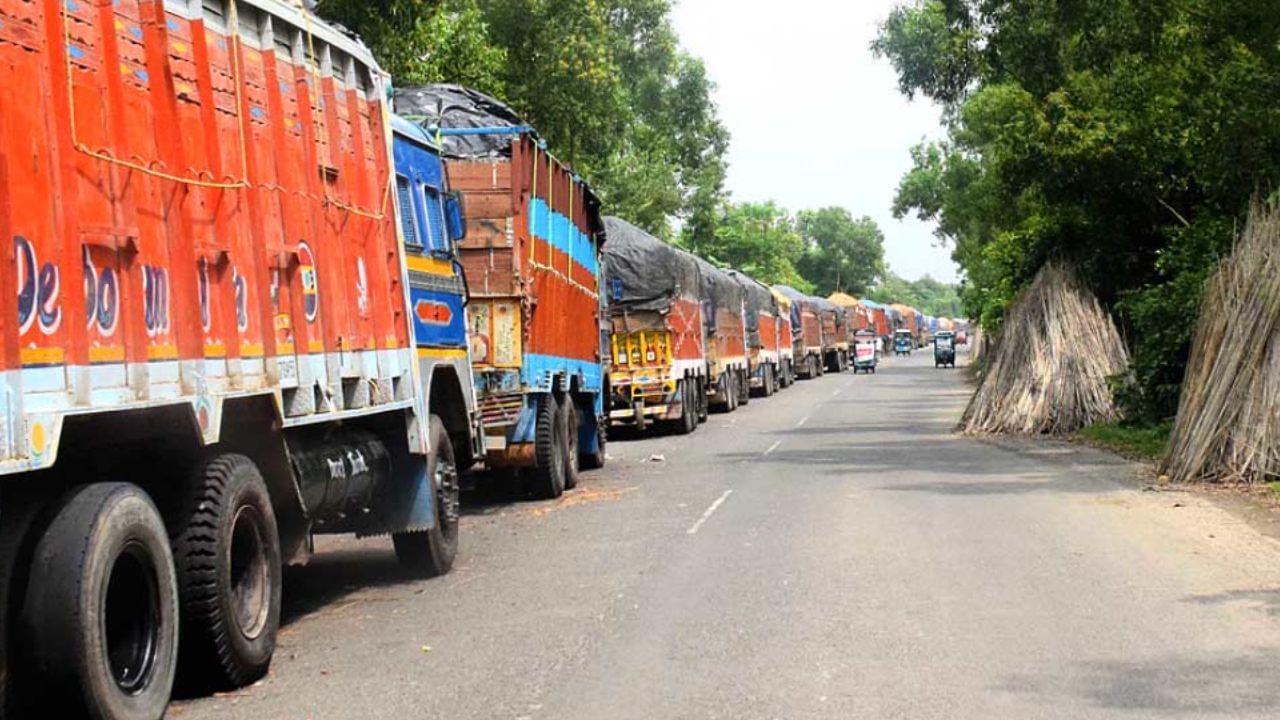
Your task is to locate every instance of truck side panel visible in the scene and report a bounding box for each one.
[0,0,414,474]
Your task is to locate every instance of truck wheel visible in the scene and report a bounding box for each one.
[675,380,697,435]
[579,410,607,471]
[23,483,178,720]
[170,454,281,691]
[697,379,710,422]
[561,400,581,490]
[724,373,739,412]
[393,416,461,578]
[531,394,567,499]
[738,370,750,406]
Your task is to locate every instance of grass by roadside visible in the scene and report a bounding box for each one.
[1075,422,1172,462]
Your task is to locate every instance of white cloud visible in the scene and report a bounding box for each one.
[671,0,957,283]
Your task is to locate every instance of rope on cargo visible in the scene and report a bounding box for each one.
[57,0,391,220]
[59,0,250,188]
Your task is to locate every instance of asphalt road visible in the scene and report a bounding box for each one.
[172,349,1280,720]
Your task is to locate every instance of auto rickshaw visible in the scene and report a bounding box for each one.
[853,331,878,374]
[893,329,913,356]
[934,331,957,368]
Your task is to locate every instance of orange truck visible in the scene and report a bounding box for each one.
[395,85,608,499]
[731,271,789,395]
[771,288,797,385]
[0,2,479,715]
[603,217,707,434]
[775,285,825,379]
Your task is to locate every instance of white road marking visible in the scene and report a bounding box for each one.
[832,388,842,397]
[687,490,733,535]
[796,416,809,428]
[763,440,781,457]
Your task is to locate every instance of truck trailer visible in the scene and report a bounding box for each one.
[696,259,750,411]
[770,288,797,387]
[395,85,607,500]
[0,2,477,716]
[730,271,785,397]
[603,217,707,434]
[815,298,849,373]
[775,285,824,379]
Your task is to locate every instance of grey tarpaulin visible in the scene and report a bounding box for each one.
[729,270,778,350]
[393,84,529,159]
[602,217,700,315]
[773,285,812,334]
[693,257,742,334]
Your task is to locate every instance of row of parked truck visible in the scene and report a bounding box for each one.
[0,3,951,718]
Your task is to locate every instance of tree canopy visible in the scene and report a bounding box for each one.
[317,0,729,243]
[795,208,887,297]
[874,0,1280,419]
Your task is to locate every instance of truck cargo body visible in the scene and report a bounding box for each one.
[0,2,473,714]
[731,270,783,397]
[771,288,796,386]
[775,286,824,379]
[696,259,749,410]
[816,300,849,373]
[444,132,606,485]
[603,217,705,433]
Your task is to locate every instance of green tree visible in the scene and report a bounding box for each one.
[795,209,886,296]
[874,0,1280,420]
[690,201,811,290]
[864,273,962,318]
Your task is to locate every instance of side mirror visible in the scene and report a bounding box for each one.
[445,192,466,243]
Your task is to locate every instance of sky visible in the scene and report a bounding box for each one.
[670,0,958,283]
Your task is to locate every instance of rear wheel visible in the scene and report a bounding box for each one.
[531,394,567,499]
[675,380,697,435]
[697,379,710,422]
[24,483,178,720]
[738,370,750,406]
[170,454,282,691]
[579,406,607,471]
[561,400,581,490]
[393,416,460,577]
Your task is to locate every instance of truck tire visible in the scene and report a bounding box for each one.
[170,454,281,691]
[561,400,581,490]
[579,410,607,471]
[531,394,567,499]
[697,378,710,422]
[738,370,750,406]
[674,380,697,435]
[724,372,739,412]
[23,483,178,720]
[393,416,460,578]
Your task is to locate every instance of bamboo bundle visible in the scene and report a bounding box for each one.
[1162,202,1280,484]
[959,262,1128,435]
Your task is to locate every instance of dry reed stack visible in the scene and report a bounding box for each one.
[1162,202,1280,484]
[959,262,1128,435]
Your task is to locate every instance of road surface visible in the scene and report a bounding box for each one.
[172,350,1280,719]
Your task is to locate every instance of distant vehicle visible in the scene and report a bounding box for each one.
[934,331,957,368]
[853,332,878,374]
[957,329,969,346]
[894,329,914,356]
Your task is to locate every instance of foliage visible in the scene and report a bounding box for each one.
[874,0,1280,421]
[683,202,812,291]
[1078,422,1172,462]
[865,273,962,318]
[317,0,730,242]
[794,208,886,296]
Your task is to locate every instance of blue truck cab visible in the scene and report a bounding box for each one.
[390,115,486,471]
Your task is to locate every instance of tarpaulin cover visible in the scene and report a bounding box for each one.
[602,217,700,315]
[393,84,528,159]
[773,285,811,334]
[695,257,742,333]
[728,270,777,349]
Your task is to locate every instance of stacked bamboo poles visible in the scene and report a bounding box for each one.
[1162,202,1280,483]
[959,262,1128,435]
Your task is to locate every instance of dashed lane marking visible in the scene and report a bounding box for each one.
[687,489,733,535]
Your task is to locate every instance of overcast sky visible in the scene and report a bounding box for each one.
[670,0,957,283]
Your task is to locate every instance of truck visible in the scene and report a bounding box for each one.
[770,288,797,387]
[775,285,824,379]
[696,258,750,410]
[602,217,707,435]
[815,298,849,373]
[730,270,785,397]
[394,85,607,499]
[0,2,476,716]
